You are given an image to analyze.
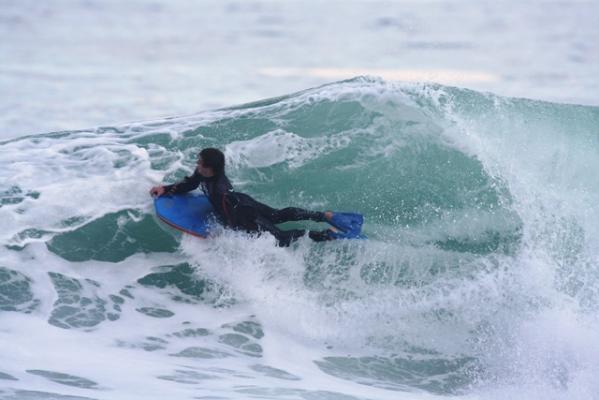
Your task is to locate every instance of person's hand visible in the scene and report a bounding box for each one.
[150,186,166,197]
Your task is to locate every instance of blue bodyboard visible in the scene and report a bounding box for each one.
[154,194,214,238]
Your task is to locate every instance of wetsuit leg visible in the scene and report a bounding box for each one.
[254,216,331,247]
[254,216,306,247]
[232,196,329,246]
[247,199,325,223]
[269,207,325,224]
[307,230,330,242]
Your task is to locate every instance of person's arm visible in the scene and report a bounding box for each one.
[150,171,203,197]
[164,171,204,194]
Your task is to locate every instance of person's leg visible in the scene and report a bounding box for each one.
[255,216,332,246]
[231,200,331,246]
[254,216,307,247]
[238,198,332,245]
[269,207,326,224]
[243,195,327,225]
[308,230,331,242]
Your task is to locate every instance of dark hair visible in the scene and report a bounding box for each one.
[199,148,225,175]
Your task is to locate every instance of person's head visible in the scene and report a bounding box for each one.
[196,148,225,177]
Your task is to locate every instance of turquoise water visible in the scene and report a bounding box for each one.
[1,78,599,399]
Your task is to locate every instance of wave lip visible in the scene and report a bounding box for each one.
[259,67,500,84]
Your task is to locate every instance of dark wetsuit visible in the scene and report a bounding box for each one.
[163,171,330,246]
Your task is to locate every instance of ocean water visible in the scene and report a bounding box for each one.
[1,77,599,399]
[2,0,599,399]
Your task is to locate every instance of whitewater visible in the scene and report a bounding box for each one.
[1,77,598,400]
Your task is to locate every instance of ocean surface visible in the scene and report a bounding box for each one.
[2,77,599,400]
[2,2,599,400]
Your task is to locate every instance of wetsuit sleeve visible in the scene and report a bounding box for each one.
[163,171,204,194]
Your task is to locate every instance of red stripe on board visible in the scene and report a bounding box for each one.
[157,215,207,239]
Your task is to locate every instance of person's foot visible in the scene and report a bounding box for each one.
[322,211,337,240]
[325,226,344,240]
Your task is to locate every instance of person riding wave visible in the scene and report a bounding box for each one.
[150,148,335,246]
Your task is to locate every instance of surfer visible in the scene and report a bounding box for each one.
[150,148,342,246]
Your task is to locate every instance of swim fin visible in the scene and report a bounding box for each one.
[327,212,366,239]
